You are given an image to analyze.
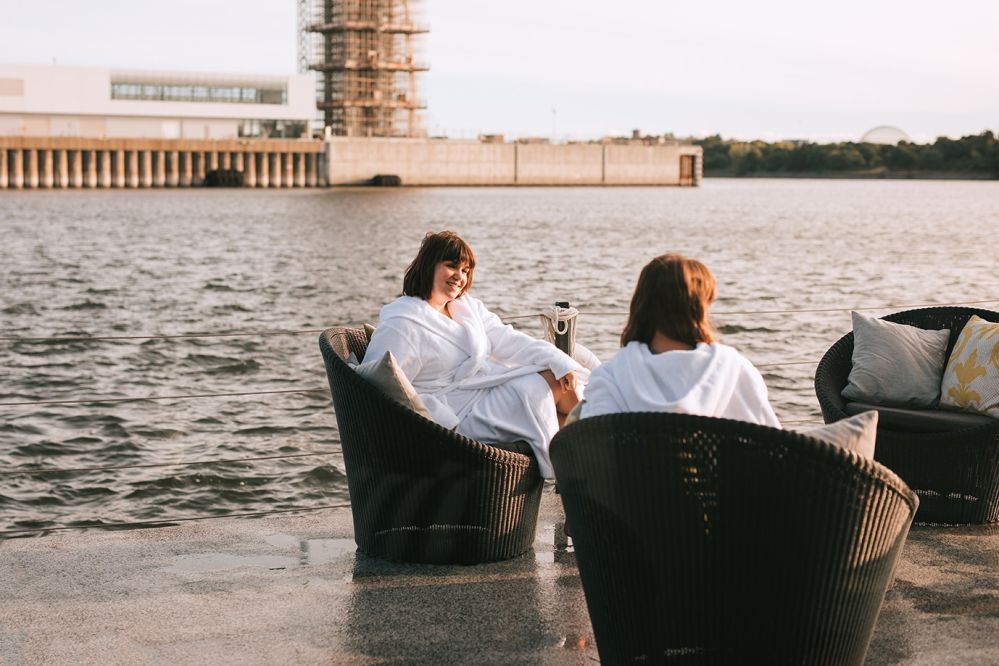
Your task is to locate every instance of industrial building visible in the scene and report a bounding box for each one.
[0,64,326,189]
[0,3,701,190]
[299,0,427,138]
[0,64,316,139]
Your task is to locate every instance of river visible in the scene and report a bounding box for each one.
[2,178,997,534]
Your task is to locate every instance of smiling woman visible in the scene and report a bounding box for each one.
[363,230,586,478]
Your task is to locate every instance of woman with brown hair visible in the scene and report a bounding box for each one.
[363,230,584,478]
[580,253,779,426]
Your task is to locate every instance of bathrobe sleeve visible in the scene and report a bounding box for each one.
[578,362,624,418]
[476,300,581,379]
[363,321,424,380]
[743,368,782,429]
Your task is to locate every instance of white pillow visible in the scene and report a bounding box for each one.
[802,411,879,461]
[572,342,601,371]
[353,350,432,420]
[842,311,950,408]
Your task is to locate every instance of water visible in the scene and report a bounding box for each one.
[2,179,998,534]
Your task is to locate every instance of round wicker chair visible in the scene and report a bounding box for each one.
[319,327,544,564]
[550,412,917,665]
[815,307,999,524]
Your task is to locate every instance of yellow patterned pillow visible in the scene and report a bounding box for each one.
[939,315,999,418]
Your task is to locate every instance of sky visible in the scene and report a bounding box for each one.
[2,0,997,143]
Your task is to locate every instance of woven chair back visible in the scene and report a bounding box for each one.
[319,327,544,563]
[815,306,999,524]
[551,412,917,664]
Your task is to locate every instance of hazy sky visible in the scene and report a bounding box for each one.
[2,0,997,142]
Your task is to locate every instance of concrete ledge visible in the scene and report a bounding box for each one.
[325,137,702,187]
[0,137,323,153]
[1,493,997,664]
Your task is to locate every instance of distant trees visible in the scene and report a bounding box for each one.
[693,131,999,178]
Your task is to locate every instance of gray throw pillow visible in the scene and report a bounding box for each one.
[802,411,878,461]
[354,350,432,420]
[841,311,950,408]
[564,400,585,426]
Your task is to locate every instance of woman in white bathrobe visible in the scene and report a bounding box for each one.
[580,254,780,427]
[364,231,584,479]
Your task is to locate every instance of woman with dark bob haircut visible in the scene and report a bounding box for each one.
[363,231,584,478]
[580,253,779,426]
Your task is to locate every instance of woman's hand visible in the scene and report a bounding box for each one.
[559,371,578,393]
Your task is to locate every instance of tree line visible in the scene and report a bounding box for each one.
[692,131,999,178]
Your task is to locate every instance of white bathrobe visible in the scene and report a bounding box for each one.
[364,295,584,478]
[580,341,780,428]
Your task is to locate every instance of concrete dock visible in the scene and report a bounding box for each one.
[2,491,997,664]
[0,137,325,190]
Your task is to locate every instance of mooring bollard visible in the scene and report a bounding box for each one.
[553,300,573,551]
[553,301,571,355]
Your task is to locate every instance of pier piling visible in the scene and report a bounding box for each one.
[179,151,191,187]
[12,149,23,189]
[56,150,68,188]
[42,149,53,188]
[27,149,38,188]
[71,150,83,188]
[258,152,270,188]
[141,150,153,188]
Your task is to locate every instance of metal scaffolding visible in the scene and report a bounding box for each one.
[301,0,427,138]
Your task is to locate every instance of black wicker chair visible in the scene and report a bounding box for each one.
[318,327,544,564]
[815,307,999,524]
[550,412,917,665]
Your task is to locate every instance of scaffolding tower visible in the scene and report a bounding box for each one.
[300,0,428,138]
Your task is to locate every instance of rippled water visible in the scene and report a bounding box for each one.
[2,179,998,534]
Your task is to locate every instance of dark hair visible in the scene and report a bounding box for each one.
[620,254,716,347]
[403,231,476,299]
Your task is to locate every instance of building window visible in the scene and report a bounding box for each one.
[238,119,306,138]
[111,82,287,105]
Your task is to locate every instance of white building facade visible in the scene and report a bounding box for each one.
[0,64,316,139]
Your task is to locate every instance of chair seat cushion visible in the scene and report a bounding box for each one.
[845,401,995,433]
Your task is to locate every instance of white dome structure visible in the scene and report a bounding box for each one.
[860,126,911,144]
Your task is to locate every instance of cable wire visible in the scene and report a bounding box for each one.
[0,362,821,409]
[3,298,996,341]
[1,362,821,408]
[0,328,323,343]
[755,360,818,368]
[572,297,999,319]
[0,503,351,537]
[0,451,339,477]
[0,387,328,408]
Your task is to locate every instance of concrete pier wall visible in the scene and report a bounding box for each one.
[0,137,325,189]
[326,138,702,187]
[328,139,516,186]
[516,144,605,185]
[2,137,702,190]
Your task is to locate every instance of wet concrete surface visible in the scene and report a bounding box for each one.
[1,492,997,665]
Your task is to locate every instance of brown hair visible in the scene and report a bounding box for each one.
[402,231,476,299]
[620,254,716,347]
